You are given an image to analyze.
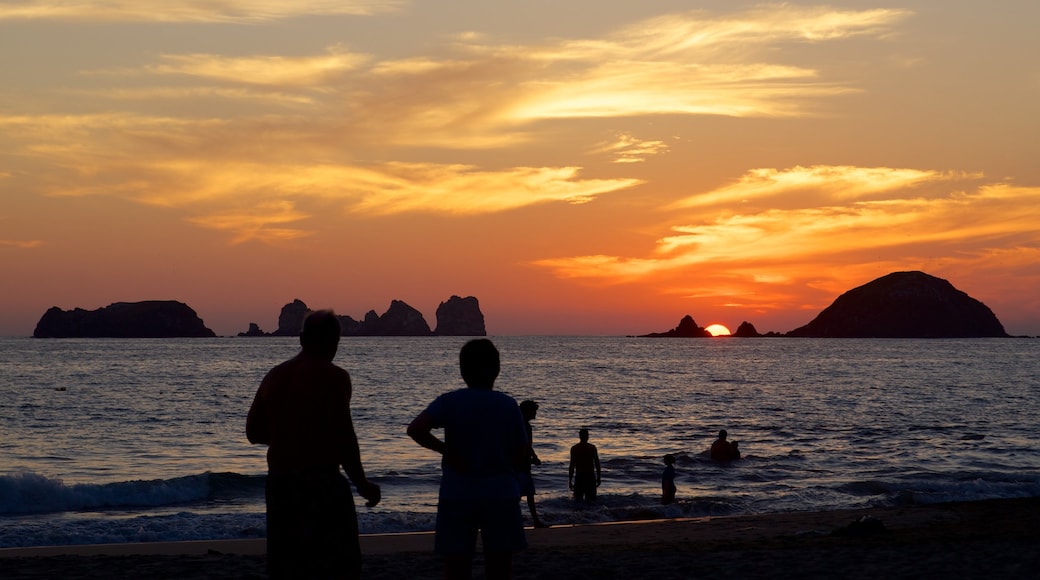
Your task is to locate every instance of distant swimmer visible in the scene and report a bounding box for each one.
[710,429,741,462]
[568,428,601,504]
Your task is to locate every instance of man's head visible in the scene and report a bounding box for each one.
[300,310,341,361]
[718,429,728,440]
[459,339,500,389]
[579,428,589,442]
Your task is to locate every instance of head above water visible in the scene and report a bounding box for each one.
[519,400,539,419]
[299,310,341,360]
[664,454,676,465]
[718,429,728,440]
[459,338,500,389]
[578,428,589,442]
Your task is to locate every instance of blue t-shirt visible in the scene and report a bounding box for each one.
[423,388,528,501]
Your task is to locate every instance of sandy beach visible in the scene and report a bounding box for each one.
[2,497,1038,579]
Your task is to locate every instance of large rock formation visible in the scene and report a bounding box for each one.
[640,315,712,337]
[786,271,1008,338]
[434,296,487,336]
[247,296,484,337]
[34,301,215,338]
[270,299,311,336]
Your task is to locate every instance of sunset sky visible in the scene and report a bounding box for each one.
[2,1,1038,337]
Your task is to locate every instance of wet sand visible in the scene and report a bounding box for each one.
[2,497,1038,579]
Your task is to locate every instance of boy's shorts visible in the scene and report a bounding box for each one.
[434,498,528,555]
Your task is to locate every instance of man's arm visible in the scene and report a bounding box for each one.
[407,411,445,455]
[593,446,602,485]
[336,376,380,507]
[245,379,270,445]
[568,448,575,489]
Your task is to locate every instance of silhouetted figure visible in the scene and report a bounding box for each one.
[710,429,741,462]
[519,400,548,528]
[407,339,528,580]
[568,429,601,503]
[661,454,677,505]
[246,310,381,580]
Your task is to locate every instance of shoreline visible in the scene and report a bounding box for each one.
[2,497,1038,578]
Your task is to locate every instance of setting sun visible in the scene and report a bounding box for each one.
[705,324,732,336]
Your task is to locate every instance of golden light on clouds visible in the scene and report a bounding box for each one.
[0,1,400,22]
[144,51,370,86]
[534,167,1040,294]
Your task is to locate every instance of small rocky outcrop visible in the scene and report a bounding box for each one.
[238,323,266,337]
[785,271,1009,338]
[640,315,712,337]
[434,296,487,336]
[34,301,215,338]
[733,321,761,337]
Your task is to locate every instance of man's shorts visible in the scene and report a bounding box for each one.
[435,497,527,555]
[573,472,597,502]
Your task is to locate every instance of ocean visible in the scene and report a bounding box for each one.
[1,336,1038,548]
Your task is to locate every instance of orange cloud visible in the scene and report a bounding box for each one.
[0,239,44,249]
[0,1,400,22]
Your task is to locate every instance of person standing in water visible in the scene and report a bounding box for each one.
[568,428,601,504]
[661,454,677,505]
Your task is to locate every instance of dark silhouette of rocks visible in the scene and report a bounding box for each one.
[733,321,761,337]
[434,296,487,336]
[34,301,215,338]
[354,299,432,336]
[270,298,310,337]
[786,271,1008,338]
[640,314,711,337]
[244,296,485,337]
[238,323,266,337]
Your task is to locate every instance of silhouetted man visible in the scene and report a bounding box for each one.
[408,339,528,580]
[247,310,381,579]
[569,429,601,503]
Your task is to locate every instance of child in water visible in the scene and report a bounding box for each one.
[661,454,677,505]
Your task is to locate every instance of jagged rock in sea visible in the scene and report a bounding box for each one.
[733,321,762,337]
[785,271,1009,338]
[33,301,215,338]
[434,296,487,336]
[640,314,712,337]
[350,300,433,336]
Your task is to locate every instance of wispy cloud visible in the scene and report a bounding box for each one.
[0,239,44,249]
[0,1,401,22]
[187,201,312,245]
[590,133,670,164]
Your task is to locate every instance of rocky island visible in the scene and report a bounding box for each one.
[239,295,486,337]
[785,271,1008,338]
[33,301,215,338]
